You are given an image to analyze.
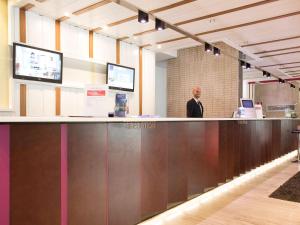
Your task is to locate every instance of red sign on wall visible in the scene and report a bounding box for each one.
[87,90,106,96]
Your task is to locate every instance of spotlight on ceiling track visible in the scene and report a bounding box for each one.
[155,18,166,31]
[213,47,220,56]
[240,61,246,69]
[290,84,296,88]
[138,10,149,24]
[245,63,251,70]
[267,72,271,78]
[278,79,285,84]
[263,71,267,76]
[205,42,212,52]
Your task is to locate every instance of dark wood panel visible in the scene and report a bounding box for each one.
[141,122,168,219]
[237,121,250,174]
[204,122,219,188]
[108,123,141,225]
[167,122,188,205]
[10,124,61,225]
[187,122,219,196]
[272,120,281,160]
[187,122,206,196]
[219,121,237,182]
[68,124,107,225]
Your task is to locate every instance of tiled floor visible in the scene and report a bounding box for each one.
[140,156,300,225]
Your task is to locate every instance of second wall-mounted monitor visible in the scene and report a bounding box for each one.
[106,63,135,92]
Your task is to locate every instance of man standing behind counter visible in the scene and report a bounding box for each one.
[186,86,204,118]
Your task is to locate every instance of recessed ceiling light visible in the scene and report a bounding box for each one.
[64,12,70,17]
[133,36,138,40]
[157,44,162,49]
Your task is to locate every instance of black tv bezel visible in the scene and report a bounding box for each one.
[13,42,63,84]
[106,62,135,92]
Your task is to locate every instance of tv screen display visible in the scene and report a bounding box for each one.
[13,43,63,84]
[241,99,254,108]
[106,63,135,92]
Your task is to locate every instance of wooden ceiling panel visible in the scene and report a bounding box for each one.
[147,38,199,52]
[29,0,102,19]
[200,16,300,50]
[180,3,300,35]
[127,29,185,47]
[68,2,135,29]
[155,0,264,25]
[254,45,300,54]
[98,19,156,39]
[125,0,183,12]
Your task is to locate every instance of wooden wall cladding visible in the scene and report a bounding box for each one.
[167,122,188,205]
[219,121,238,182]
[187,121,219,196]
[141,122,168,219]
[10,124,61,225]
[108,123,141,225]
[67,124,107,225]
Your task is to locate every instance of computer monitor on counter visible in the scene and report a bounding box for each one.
[240,98,254,108]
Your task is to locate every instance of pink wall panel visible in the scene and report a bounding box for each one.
[0,125,9,225]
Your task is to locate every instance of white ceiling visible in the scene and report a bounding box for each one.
[12,0,300,81]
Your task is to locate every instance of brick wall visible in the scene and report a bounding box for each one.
[167,43,240,118]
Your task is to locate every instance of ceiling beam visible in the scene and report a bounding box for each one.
[279,65,300,70]
[285,70,300,73]
[176,0,278,26]
[260,50,300,58]
[150,0,196,14]
[254,45,300,54]
[241,35,300,47]
[196,11,300,36]
[57,16,69,22]
[123,0,279,40]
[92,0,196,32]
[261,61,300,68]
[73,0,112,16]
[20,3,34,11]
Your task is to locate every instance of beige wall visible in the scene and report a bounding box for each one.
[254,82,300,117]
[0,0,9,108]
[167,43,240,118]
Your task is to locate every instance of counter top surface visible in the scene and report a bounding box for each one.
[0,116,299,123]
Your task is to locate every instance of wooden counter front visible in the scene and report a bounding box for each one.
[0,119,298,225]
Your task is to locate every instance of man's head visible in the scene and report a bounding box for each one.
[192,86,201,99]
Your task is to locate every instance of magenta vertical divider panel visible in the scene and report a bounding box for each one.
[61,124,68,225]
[0,125,9,225]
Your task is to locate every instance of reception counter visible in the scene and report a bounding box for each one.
[0,117,298,225]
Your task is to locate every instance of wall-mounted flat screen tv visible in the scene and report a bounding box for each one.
[106,63,135,92]
[13,42,63,84]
